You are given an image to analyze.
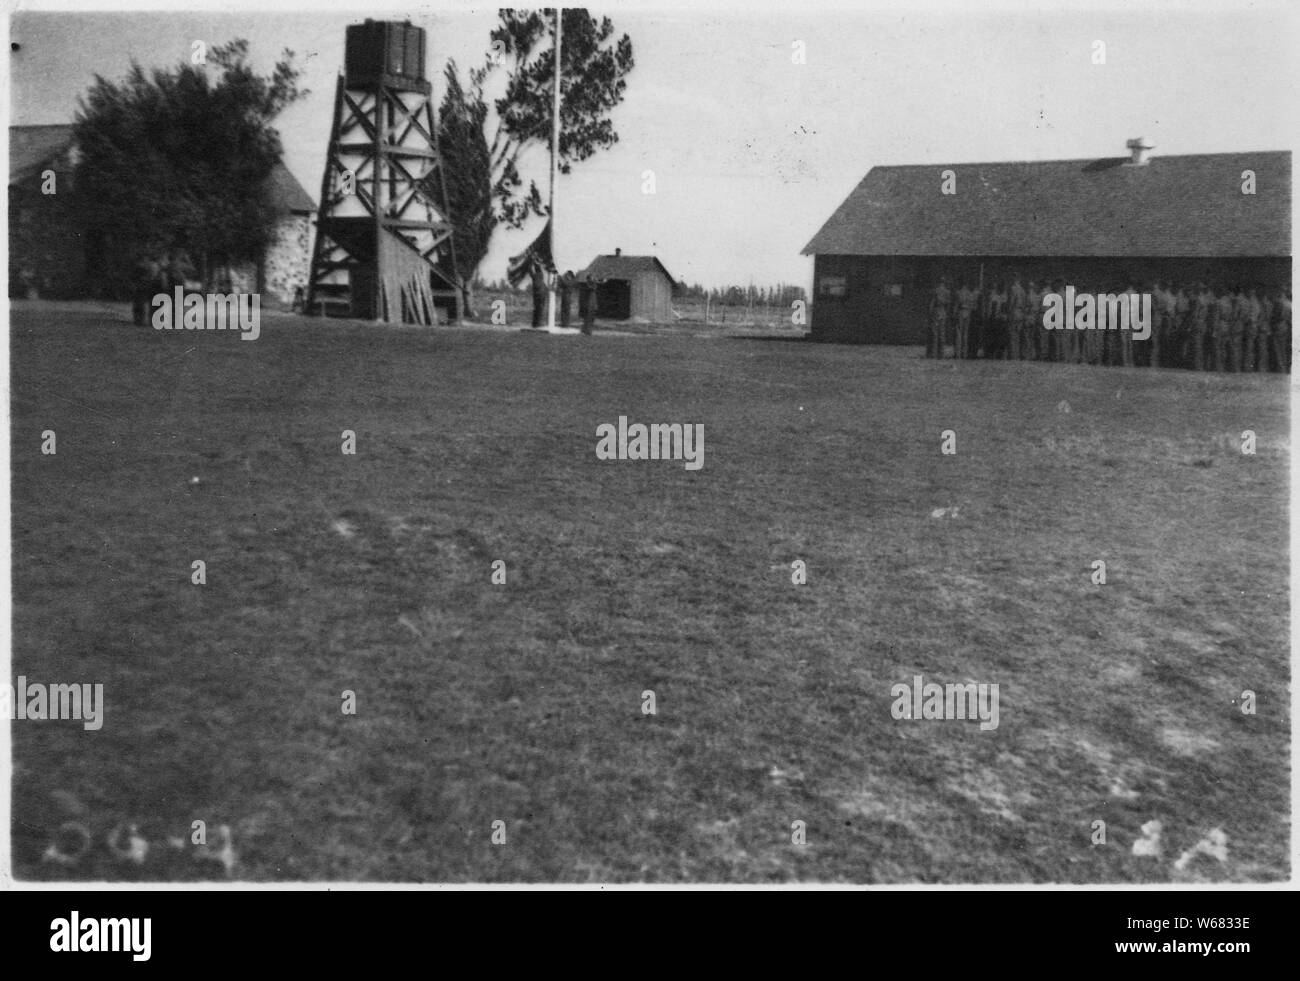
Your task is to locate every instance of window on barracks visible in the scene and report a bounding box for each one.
[818,275,847,298]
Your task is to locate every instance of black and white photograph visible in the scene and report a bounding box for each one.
[3,0,1293,896]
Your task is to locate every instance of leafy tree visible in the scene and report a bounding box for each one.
[72,39,305,296]
[435,60,496,316]
[437,8,634,303]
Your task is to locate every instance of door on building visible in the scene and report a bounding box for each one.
[596,279,632,320]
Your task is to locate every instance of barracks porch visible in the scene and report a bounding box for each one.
[802,144,1291,344]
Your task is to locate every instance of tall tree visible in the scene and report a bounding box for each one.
[72,40,305,296]
[435,59,496,316]
[437,8,634,305]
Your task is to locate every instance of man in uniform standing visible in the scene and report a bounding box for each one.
[1153,280,1177,369]
[1192,284,1213,371]
[984,279,1008,360]
[1256,287,1274,372]
[558,271,576,328]
[1212,286,1235,372]
[1172,283,1192,369]
[1052,277,1076,363]
[1066,280,1082,363]
[579,272,599,336]
[955,279,979,360]
[929,277,952,359]
[1116,281,1137,367]
[1082,280,1101,365]
[1024,280,1043,361]
[1007,275,1026,360]
[530,258,548,329]
[1229,285,1250,372]
[1241,286,1261,372]
[1272,288,1291,373]
[1044,278,1061,363]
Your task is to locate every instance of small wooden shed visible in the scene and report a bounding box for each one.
[579,249,677,322]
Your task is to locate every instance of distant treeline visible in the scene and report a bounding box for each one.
[676,283,808,306]
[475,276,807,306]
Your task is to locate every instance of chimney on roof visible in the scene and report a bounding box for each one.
[614,247,622,256]
[1125,137,1154,166]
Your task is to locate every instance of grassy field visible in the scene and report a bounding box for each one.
[9,301,1289,882]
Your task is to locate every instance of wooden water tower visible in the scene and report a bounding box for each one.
[306,20,459,323]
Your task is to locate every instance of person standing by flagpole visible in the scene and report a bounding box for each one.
[531,256,547,328]
[506,219,554,322]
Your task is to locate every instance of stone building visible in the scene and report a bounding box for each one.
[9,124,317,306]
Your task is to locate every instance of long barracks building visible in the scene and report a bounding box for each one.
[801,141,1291,344]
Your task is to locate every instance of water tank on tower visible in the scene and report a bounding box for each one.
[344,19,427,90]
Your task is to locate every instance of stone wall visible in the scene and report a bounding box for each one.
[217,215,312,307]
[262,213,314,308]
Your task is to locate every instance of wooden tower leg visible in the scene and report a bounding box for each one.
[306,74,346,317]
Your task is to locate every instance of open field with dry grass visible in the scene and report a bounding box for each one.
[9,301,1289,882]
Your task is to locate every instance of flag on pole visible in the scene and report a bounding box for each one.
[506,219,555,287]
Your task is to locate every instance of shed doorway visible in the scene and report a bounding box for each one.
[595,279,632,320]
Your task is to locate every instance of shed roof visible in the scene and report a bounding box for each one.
[802,151,1290,258]
[580,254,677,285]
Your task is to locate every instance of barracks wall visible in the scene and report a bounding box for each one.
[811,254,1292,344]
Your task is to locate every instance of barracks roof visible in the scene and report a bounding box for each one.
[9,124,317,214]
[581,254,677,285]
[802,151,1291,258]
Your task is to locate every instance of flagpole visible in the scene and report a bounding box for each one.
[546,7,562,330]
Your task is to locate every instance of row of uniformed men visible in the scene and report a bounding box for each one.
[927,277,1291,372]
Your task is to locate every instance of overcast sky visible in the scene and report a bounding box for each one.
[8,0,1296,289]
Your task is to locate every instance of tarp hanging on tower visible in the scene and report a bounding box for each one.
[378,228,439,325]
